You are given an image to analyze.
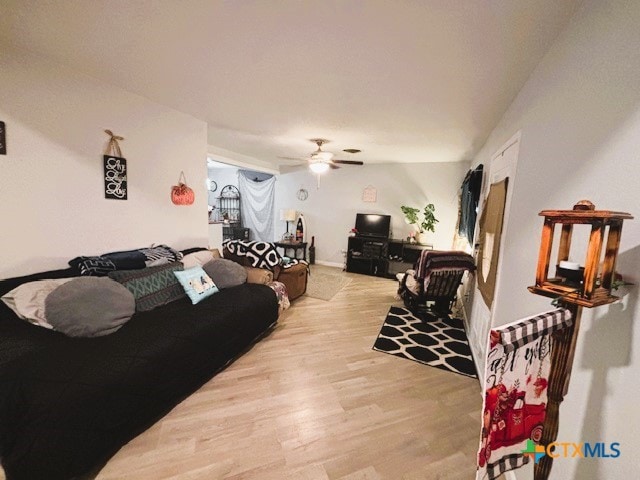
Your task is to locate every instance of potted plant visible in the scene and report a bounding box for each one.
[401,204,438,244]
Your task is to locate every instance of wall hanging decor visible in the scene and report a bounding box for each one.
[296,187,308,201]
[362,185,377,202]
[103,129,127,200]
[459,164,484,243]
[0,121,6,155]
[171,171,195,205]
[477,308,573,480]
[477,178,508,308]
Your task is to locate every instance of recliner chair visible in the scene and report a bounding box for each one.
[222,241,308,301]
[397,250,475,316]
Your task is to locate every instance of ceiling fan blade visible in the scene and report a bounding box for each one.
[278,156,309,161]
[332,159,364,165]
[329,163,340,169]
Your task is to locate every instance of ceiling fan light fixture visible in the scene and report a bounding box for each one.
[311,150,333,162]
[309,161,330,174]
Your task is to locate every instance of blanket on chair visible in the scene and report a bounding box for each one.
[414,250,475,288]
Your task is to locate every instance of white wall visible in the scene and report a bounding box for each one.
[274,163,468,266]
[0,45,208,279]
[469,1,640,478]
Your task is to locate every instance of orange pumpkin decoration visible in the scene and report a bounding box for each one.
[171,172,195,205]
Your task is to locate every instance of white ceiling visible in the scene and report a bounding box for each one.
[0,0,582,169]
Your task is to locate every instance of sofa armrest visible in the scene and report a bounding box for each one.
[276,263,308,301]
[245,267,273,285]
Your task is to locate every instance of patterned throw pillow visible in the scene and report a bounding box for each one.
[109,262,186,311]
[173,267,219,305]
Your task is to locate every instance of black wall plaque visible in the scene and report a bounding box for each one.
[103,155,127,200]
[0,121,6,155]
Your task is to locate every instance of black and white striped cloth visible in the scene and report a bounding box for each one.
[139,245,183,267]
[487,453,529,480]
[496,308,573,353]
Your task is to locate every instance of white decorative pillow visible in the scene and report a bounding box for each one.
[1,278,74,329]
[182,250,215,269]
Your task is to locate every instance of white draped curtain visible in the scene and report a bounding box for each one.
[237,171,275,242]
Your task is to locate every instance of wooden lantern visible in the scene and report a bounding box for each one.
[528,200,633,307]
[527,200,632,480]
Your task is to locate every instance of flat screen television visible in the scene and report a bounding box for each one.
[355,213,391,238]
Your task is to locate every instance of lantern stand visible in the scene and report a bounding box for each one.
[527,200,633,480]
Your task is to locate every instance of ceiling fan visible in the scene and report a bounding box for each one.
[280,139,364,173]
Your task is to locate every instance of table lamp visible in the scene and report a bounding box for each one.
[280,209,297,241]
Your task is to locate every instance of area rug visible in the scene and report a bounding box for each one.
[373,306,477,378]
[305,271,351,301]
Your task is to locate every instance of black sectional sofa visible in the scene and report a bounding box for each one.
[0,267,278,480]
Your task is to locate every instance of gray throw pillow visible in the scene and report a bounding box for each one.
[45,277,135,337]
[202,259,247,289]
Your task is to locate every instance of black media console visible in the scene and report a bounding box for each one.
[346,236,433,278]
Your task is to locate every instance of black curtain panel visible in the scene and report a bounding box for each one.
[458,164,484,244]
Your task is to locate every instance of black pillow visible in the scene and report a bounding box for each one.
[69,250,147,276]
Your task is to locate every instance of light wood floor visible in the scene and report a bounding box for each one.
[3,266,482,480]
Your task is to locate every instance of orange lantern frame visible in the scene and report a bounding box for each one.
[527,200,632,480]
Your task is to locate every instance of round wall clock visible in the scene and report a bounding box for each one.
[297,188,308,201]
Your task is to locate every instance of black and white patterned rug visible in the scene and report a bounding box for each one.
[373,306,478,379]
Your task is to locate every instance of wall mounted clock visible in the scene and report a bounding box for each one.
[297,188,308,201]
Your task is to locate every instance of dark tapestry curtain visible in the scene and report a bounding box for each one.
[458,164,484,244]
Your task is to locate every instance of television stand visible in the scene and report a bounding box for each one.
[346,236,433,278]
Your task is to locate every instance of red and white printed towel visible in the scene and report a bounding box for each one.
[476,308,573,480]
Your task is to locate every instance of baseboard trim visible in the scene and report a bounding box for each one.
[315,260,343,269]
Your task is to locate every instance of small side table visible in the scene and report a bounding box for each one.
[274,241,307,261]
